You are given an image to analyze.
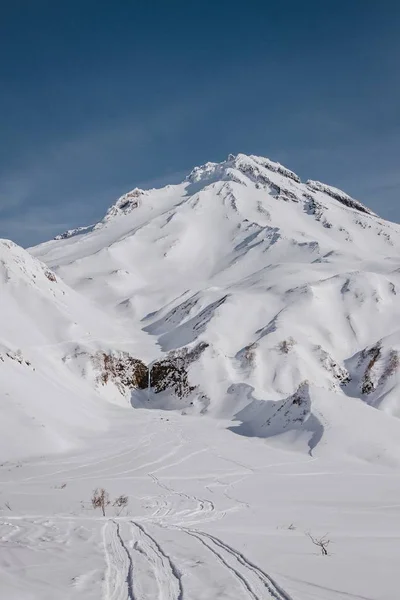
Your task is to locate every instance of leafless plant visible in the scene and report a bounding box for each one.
[92,488,110,517]
[113,494,129,516]
[307,532,331,556]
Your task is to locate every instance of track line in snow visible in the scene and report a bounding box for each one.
[103,520,135,600]
[150,447,209,474]
[148,473,219,526]
[63,438,176,482]
[131,521,184,600]
[182,528,293,600]
[0,434,155,486]
[184,529,260,600]
[102,519,184,600]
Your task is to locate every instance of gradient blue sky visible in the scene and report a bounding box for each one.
[1,0,400,246]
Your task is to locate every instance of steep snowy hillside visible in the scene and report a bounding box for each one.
[31,153,400,453]
[0,239,158,460]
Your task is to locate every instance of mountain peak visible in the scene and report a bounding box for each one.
[185,153,301,186]
[52,152,381,242]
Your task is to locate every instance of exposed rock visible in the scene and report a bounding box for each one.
[384,350,399,379]
[315,345,350,386]
[104,188,146,220]
[249,155,301,183]
[44,270,57,283]
[358,343,399,396]
[0,348,32,367]
[360,343,381,394]
[95,352,148,393]
[149,342,209,398]
[306,180,376,216]
[54,225,95,240]
[264,381,312,427]
[93,342,209,400]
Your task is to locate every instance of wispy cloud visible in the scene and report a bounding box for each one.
[0,96,212,246]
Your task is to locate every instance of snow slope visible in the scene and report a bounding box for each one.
[2,406,400,600]
[0,239,158,461]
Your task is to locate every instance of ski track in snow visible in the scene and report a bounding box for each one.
[181,528,293,600]
[2,414,398,599]
[102,518,290,600]
[0,432,156,486]
[103,521,135,600]
[148,472,219,527]
[102,520,183,600]
[132,522,184,600]
[179,527,291,600]
[0,426,293,600]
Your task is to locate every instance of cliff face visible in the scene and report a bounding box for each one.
[93,343,209,401]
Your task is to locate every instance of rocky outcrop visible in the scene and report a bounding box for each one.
[94,342,209,399]
[149,342,209,398]
[359,342,399,396]
[315,345,350,386]
[250,155,301,183]
[54,225,95,240]
[306,180,375,216]
[0,348,32,367]
[95,352,148,393]
[54,190,146,240]
[360,343,382,394]
[44,270,57,282]
[104,188,146,220]
[262,381,313,429]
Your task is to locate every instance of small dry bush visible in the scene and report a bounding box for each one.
[92,488,110,517]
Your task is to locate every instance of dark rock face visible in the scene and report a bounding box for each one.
[0,349,32,367]
[44,270,57,283]
[150,359,192,397]
[149,342,209,398]
[97,342,209,399]
[306,180,375,216]
[361,343,382,395]
[54,225,95,240]
[98,352,148,392]
[359,343,399,396]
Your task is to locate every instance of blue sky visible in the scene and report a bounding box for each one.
[1,0,400,246]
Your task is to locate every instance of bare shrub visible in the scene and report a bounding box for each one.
[307,532,331,556]
[113,494,129,516]
[92,488,110,517]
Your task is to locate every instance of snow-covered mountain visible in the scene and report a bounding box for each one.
[27,152,400,459]
[3,153,400,600]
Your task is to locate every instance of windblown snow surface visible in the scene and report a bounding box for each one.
[1,153,400,599]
